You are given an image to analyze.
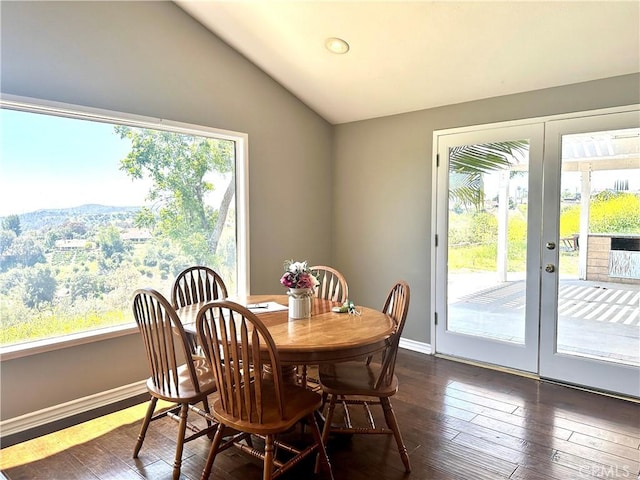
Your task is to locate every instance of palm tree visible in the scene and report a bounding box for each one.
[448,140,529,210]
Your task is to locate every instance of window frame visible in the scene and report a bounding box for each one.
[0,94,250,360]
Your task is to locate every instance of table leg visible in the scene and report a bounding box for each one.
[262,364,298,384]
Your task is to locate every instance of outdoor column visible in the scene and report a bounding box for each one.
[497,170,509,282]
[578,166,591,280]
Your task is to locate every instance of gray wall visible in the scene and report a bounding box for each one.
[0,1,333,420]
[1,0,639,422]
[332,74,640,345]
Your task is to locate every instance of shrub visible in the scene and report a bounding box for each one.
[591,191,640,233]
[560,191,640,236]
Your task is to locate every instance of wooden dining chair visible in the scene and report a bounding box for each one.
[171,265,228,308]
[299,265,350,389]
[196,300,334,480]
[171,265,228,353]
[311,265,348,303]
[317,280,411,473]
[132,288,219,480]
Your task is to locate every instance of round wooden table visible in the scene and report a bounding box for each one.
[177,294,395,365]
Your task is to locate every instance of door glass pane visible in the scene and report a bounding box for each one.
[557,128,640,366]
[447,140,530,343]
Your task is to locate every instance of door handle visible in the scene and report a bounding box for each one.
[545,264,555,273]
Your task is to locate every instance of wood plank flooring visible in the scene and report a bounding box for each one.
[1,350,639,480]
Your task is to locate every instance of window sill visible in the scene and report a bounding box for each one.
[0,324,139,361]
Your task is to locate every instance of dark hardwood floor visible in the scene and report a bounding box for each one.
[2,350,639,480]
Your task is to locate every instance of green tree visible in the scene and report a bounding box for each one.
[68,271,104,302]
[97,225,125,258]
[116,127,235,260]
[44,230,61,249]
[2,215,22,236]
[3,235,46,268]
[60,221,88,238]
[22,265,57,308]
[0,229,16,254]
[449,141,529,210]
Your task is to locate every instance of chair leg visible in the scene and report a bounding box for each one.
[133,396,157,458]
[321,395,337,444]
[201,399,215,439]
[263,434,274,480]
[381,397,411,472]
[299,365,308,388]
[201,423,225,480]
[308,413,334,480]
[172,403,189,480]
[315,394,337,473]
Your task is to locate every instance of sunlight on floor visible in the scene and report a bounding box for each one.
[0,400,170,469]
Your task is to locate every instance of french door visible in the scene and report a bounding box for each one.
[539,111,640,398]
[434,108,640,398]
[434,123,544,373]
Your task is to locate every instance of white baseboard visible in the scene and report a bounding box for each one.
[399,337,431,355]
[1,380,147,437]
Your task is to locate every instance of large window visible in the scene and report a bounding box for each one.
[0,99,248,347]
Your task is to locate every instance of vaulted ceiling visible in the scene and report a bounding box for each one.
[175,1,640,125]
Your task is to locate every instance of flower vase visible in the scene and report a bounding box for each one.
[288,287,313,319]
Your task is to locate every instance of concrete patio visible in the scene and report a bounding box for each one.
[447,276,639,366]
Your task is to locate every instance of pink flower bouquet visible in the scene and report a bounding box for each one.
[280,260,320,290]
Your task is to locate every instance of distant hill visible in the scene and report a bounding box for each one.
[4,204,142,231]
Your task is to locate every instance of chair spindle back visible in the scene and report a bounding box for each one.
[197,301,285,423]
[132,288,201,396]
[311,265,349,303]
[171,266,228,309]
[376,280,410,389]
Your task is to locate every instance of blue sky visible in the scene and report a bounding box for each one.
[0,109,149,216]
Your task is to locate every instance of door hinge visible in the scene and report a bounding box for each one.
[435,234,438,247]
[436,153,440,167]
[434,312,438,325]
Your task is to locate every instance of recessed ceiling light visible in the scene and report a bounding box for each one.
[325,37,350,54]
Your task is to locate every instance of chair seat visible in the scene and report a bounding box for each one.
[146,356,217,402]
[212,382,323,435]
[133,288,221,480]
[317,281,411,474]
[318,362,398,397]
[197,300,334,480]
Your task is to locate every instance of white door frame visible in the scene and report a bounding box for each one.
[431,104,640,397]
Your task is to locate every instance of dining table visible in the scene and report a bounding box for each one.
[177,294,395,369]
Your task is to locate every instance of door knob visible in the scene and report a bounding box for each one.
[545,264,555,273]
[546,242,556,250]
